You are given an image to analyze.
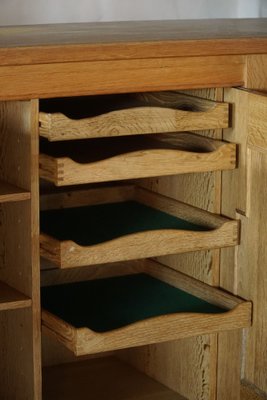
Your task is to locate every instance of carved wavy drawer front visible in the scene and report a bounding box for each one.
[39,133,236,186]
[41,259,251,356]
[39,185,239,268]
[39,92,229,141]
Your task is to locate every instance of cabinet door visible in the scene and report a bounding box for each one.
[221,88,267,394]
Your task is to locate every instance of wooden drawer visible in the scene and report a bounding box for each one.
[41,259,251,356]
[39,133,236,186]
[40,185,239,268]
[39,92,229,141]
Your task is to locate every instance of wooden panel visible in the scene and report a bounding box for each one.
[0,180,30,203]
[119,335,218,400]
[237,151,267,392]
[40,134,236,186]
[41,262,251,356]
[0,309,37,400]
[245,55,267,91]
[0,101,41,400]
[217,330,242,400]
[221,88,267,394]
[0,19,267,66]
[0,56,245,100]
[246,91,267,152]
[39,92,229,141]
[0,281,31,311]
[42,357,187,400]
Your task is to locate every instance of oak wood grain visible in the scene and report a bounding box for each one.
[39,92,229,141]
[0,55,245,100]
[41,262,251,356]
[39,133,236,186]
[0,19,267,66]
[39,185,238,268]
[0,180,30,203]
[42,356,187,400]
[0,100,41,399]
[0,281,31,311]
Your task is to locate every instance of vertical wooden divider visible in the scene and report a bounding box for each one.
[0,100,41,399]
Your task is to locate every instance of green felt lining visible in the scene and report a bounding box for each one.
[41,273,226,333]
[40,201,211,246]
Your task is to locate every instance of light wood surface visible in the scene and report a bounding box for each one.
[1,19,267,66]
[40,185,238,268]
[0,55,245,100]
[246,91,267,152]
[41,261,251,356]
[39,133,236,186]
[42,356,187,400]
[0,280,32,311]
[216,330,242,400]
[245,55,267,91]
[0,180,30,203]
[221,88,267,394]
[0,100,41,400]
[39,92,229,141]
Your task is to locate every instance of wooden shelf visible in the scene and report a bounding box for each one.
[41,260,251,356]
[39,133,236,186]
[42,356,187,400]
[0,180,30,203]
[39,92,229,141]
[0,281,32,311]
[40,185,239,268]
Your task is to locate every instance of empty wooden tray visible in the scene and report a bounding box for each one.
[41,260,251,355]
[39,92,229,141]
[39,133,236,186]
[40,185,239,268]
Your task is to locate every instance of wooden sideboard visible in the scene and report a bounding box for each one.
[0,19,267,400]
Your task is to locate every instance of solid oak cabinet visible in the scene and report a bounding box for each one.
[0,19,267,400]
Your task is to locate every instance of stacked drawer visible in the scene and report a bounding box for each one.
[39,91,251,398]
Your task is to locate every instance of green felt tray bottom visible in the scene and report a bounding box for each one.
[41,273,226,333]
[40,201,211,246]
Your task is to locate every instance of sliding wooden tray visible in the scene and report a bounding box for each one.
[0,281,31,311]
[39,92,229,141]
[41,260,251,356]
[40,185,239,268]
[39,133,236,186]
[43,357,187,400]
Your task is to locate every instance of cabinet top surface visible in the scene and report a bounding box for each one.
[1,19,267,66]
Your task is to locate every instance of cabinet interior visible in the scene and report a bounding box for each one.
[0,86,259,400]
[38,87,242,400]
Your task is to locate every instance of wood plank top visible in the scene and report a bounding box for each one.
[0,19,267,66]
